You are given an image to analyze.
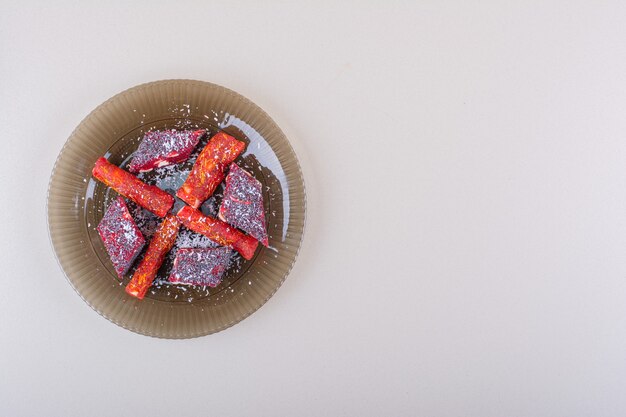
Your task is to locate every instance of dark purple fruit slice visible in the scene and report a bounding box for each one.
[168,247,232,287]
[128,129,206,173]
[218,163,268,246]
[97,197,146,278]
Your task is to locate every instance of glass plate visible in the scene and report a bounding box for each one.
[47,80,306,338]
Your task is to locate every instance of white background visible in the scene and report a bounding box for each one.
[2,1,626,416]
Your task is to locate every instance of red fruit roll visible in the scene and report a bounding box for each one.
[92,157,174,217]
[125,214,180,300]
[176,132,246,208]
[176,205,258,260]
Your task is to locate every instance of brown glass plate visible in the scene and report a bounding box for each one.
[47,80,306,338]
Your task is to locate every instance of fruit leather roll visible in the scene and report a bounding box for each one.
[92,157,174,217]
[176,132,245,208]
[125,214,180,300]
[176,205,258,260]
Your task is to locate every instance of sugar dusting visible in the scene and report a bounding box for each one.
[174,227,219,250]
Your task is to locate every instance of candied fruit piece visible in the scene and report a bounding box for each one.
[128,129,206,173]
[125,214,180,300]
[218,163,268,246]
[176,205,259,260]
[176,132,246,208]
[97,197,145,278]
[169,247,232,287]
[92,157,174,217]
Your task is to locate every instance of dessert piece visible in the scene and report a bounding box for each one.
[97,197,146,278]
[176,205,258,260]
[176,132,245,208]
[125,214,180,299]
[92,157,174,217]
[128,129,206,173]
[219,163,268,246]
[169,247,232,287]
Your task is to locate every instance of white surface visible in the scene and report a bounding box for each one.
[2,1,626,416]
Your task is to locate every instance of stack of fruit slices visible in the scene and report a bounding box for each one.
[92,129,269,300]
